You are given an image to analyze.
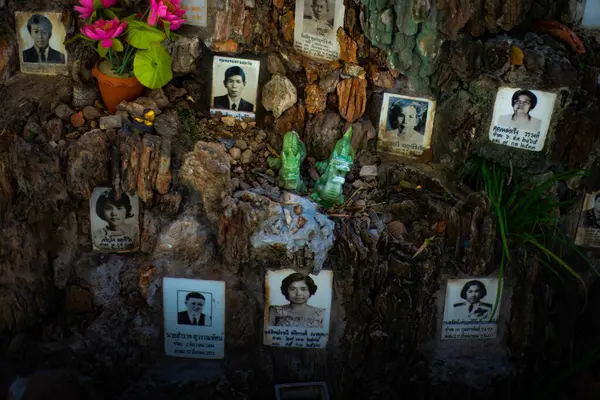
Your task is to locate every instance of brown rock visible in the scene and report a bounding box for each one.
[156,192,182,215]
[274,104,306,135]
[222,115,236,126]
[65,286,94,314]
[318,69,341,93]
[82,106,101,120]
[137,134,162,203]
[230,0,245,37]
[45,118,64,142]
[337,28,358,64]
[138,264,158,301]
[165,85,188,102]
[212,39,239,53]
[70,112,85,128]
[336,78,367,122]
[342,62,365,78]
[241,149,253,164]
[154,137,172,194]
[305,111,342,160]
[243,9,254,39]
[262,74,297,118]
[268,53,287,75]
[373,70,396,88]
[67,129,108,199]
[148,88,170,109]
[305,83,327,114]
[230,147,242,159]
[273,0,284,8]
[282,11,295,43]
[122,132,142,192]
[0,38,17,86]
[437,0,473,40]
[180,141,231,226]
[214,10,230,42]
[305,62,320,84]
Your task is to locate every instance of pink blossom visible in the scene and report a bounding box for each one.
[81,18,127,48]
[148,0,186,31]
[74,0,118,19]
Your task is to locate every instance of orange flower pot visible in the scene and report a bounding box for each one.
[92,61,144,113]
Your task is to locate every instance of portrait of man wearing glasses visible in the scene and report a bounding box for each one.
[497,89,542,132]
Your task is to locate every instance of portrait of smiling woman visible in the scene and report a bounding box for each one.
[90,187,139,252]
[497,89,542,132]
[268,272,326,328]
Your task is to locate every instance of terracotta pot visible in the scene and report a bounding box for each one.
[92,61,144,113]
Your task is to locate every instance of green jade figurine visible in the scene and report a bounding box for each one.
[268,131,307,193]
[311,127,355,208]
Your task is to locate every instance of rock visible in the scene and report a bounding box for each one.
[352,180,369,189]
[180,141,231,227]
[360,165,378,178]
[138,264,159,303]
[230,147,241,159]
[342,62,366,78]
[71,85,98,108]
[337,28,358,64]
[0,32,17,86]
[305,111,342,160]
[337,78,367,122]
[65,286,94,314]
[45,118,64,142]
[134,97,159,113]
[275,104,306,135]
[171,35,201,73]
[262,74,297,118]
[154,215,215,263]
[222,116,236,126]
[165,85,188,102]
[256,130,267,142]
[70,112,85,128]
[117,101,145,119]
[23,117,42,141]
[148,88,170,109]
[319,70,341,94]
[212,39,239,53]
[373,70,396,88]
[273,0,284,8]
[99,115,122,130]
[137,134,162,203]
[236,139,248,150]
[305,84,327,114]
[56,85,74,104]
[154,137,172,194]
[241,149,253,164]
[82,106,101,120]
[268,53,287,74]
[220,191,335,274]
[282,11,295,43]
[156,192,182,215]
[54,103,75,120]
[154,109,180,137]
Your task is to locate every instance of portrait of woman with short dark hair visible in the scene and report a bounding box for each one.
[268,272,326,328]
[452,280,492,321]
[90,187,139,252]
[497,89,542,132]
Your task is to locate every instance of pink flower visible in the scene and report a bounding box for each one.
[81,18,127,48]
[148,0,186,31]
[74,0,118,19]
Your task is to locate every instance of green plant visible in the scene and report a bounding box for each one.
[465,158,593,318]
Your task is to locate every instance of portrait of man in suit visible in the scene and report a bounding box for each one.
[303,0,334,37]
[22,14,66,64]
[177,292,210,326]
[212,66,255,112]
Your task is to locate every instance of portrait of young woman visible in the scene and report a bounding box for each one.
[268,272,326,328]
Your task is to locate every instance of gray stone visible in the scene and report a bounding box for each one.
[23,117,42,141]
[153,215,214,263]
[319,69,341,94]
[154,109,180,137]
[171,35,201,73]
[359,165,378,178]
[261,74,297,118]
[99,115,122,130]
[45,118,64,142]
[148,88,170,109]
[305,111,342,160]
[71,85,99,108]
[82,106,101,120]
[54,103,75,120]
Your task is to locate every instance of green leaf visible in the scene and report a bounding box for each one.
[163,21,171,39]
[126,19,166,49]
[105,9,117,19]
[133,43,172,89]
[93,0,103,9]
[97,41,108,58]
[89,10,97,24]
[112,38,124,52]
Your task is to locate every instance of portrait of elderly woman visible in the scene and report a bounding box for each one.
[497,90,542,132]
[584,192,600,229]
[91,188,139,252]
[452,280,493,321]
[268,273,326,328]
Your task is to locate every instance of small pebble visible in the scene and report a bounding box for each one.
[360,165,378,178]
[221,116,236,126]
[236,139,248,150]
[82,105,102,120]
[241,149,253,164]
[230,147,241,160]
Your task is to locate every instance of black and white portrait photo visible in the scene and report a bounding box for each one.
[89,187,139,253]
[303,0,334,36]
[163,278,225,359]
[275,382,330,400]
[211,56,260,120]
[177,291,212,327]
[575,191,600,248]
[264,269,333,348]
[442,278,501,340]
[293,0,344,61]
[377,93,435,158]
[15,11,68,75]
[488,87,556,152]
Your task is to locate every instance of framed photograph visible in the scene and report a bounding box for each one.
[583,0,600,28]
[210,56,260,120]
[293,0,344,61]
[442,278,501,340]
[89,187,140,253]
[163,277,226,359]
[377,93,435,158]
[263,269,333,348]
[575,190,600,248]
[488,87,557,152]
[275,382,330,400]
[180,0,207,26]
[15,11,68,75]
